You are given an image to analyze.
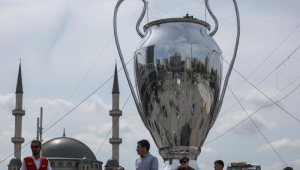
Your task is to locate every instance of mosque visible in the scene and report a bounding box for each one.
[8,62,122,170]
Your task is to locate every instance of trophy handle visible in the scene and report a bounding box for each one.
[136,0,147,38]
[114,0,148,127]
[207,0,241,128]
[204,0,219,36]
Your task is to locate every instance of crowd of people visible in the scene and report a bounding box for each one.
[21,139,294,170]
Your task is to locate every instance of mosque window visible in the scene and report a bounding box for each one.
[51,162,55,167]
[58,162,63,167]
[87,165,89,169]
[82,166,85,170]
[91,164,93,168]
[67,162,72,167]
[75,162,79,167]
[95,164,98,169]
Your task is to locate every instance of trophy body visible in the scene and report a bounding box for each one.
[134,19,221,169]
[113,1,240,169]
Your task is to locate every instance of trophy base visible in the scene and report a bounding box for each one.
[160,159,201,170]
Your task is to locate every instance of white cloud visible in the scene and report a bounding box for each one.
[84,123,112,136]
[34,95,111,115]
[292,159,300,168]
[256,138,300,153]
[202,147,216,154]
[34,98,73,111]
[216,109,275,135]
[0,94,14,112]
[0,0,300,169]
[242,87,283,106]
[74,133,110,153]
[83,116,151,141]
[198,162,214,170]
[0,130,13,144]
[261,162,282,170]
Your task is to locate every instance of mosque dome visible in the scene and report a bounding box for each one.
[42,137,97,160]
[105,157,119,167]
[9,157,22,166]
[80,156,90,164]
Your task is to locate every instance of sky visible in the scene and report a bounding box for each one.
[0,0,300,169]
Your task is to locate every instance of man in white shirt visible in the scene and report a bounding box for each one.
[20,140,52,170]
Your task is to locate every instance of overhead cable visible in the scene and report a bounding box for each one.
[204,83,300,146]
[227,86,288,166]
[219,45,300,117]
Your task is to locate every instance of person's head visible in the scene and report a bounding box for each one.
[179,156,189,168]
[284,167,293,170]
[31,140,42,156]
[117,166,125,170]
[137,140,150,156]
[214,160,224,170]
[104,164,112,170]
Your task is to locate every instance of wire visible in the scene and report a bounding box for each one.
[242,32,300,92]
[148,6,156,22]
[95,91,132,156]
[148,2,174,18]
[219,45,300,117]
[0,56,135,164]
[95,60,135,155]
[222,54,300,123]
[43,11,141,129]
[227,86,288,166]
[149,3,163,20]
[189,1,204,15]
[212,8,299,56]
[44,36,114,129]
[194,4,203,19]
[204,83,300,146]
[220,27,300,112]
[44,15,139,129]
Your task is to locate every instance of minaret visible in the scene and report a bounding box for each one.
[109,62,122,162]
[12,61,25,159]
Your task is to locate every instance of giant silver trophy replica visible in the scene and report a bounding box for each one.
[114,0,240,169]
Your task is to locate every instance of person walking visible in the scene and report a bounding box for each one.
[20,140,52,170]
[214,160,224,170]
[177,156,195,170]
[135,139,158,170]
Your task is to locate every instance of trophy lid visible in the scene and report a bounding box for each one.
[143,18,211,32]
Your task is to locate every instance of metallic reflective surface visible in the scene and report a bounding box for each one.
[113,0,240,168]
[205,0,219,36]
[114,0,148,128]
[212,0,240,128]
[134,19,222,160]
[136,0,147,38]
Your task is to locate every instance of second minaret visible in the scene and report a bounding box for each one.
[109,62,122,162]
[12,62,25,159]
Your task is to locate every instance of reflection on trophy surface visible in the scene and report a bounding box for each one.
[113,0,240,169]
[134,19,222,165]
